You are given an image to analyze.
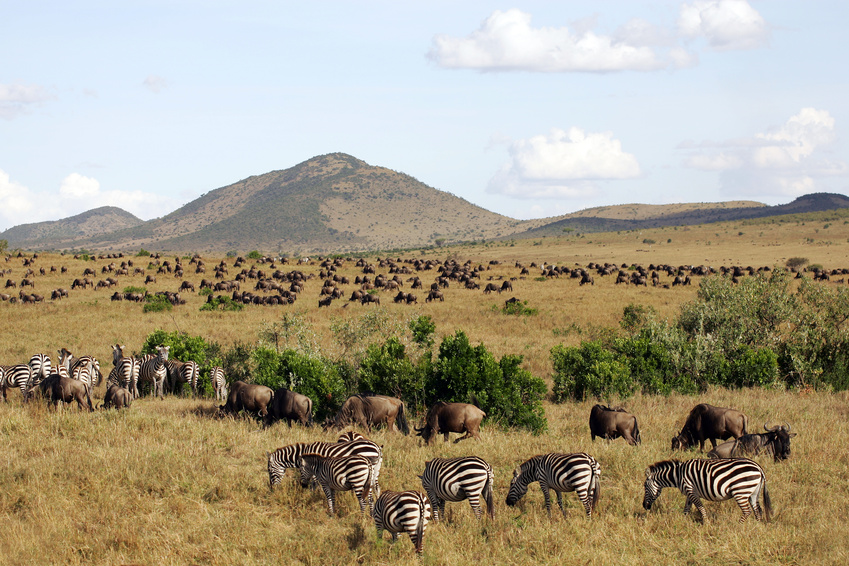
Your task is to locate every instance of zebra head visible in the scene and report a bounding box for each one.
[268,451,285,490]
[643,461,677,510]
[505,466,530,506]
[298,454,320,489]
[157,345,170,362]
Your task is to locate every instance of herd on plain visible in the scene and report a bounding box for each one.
[2,349,793,555]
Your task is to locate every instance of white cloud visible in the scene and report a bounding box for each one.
[60,173,101,198]
[0,169,36,218]
[428,9,668,72]
[681,108,848,199]
[0,83,53,119]
[678,0,769,51]
[488,127,641,199]
[143,75,169,93]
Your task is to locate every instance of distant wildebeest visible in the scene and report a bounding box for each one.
[220,380,274,422]
[269,388,313,427]
[425,290,444,302]
[500,280,513,293]
[708,423,796,462]
[672,403,749,452]
[327,394,410,434]
[101,384,133,409]
[589,404,641,446]
[414,401,485,444]
[360,293,380,305]
[483,283,499,294]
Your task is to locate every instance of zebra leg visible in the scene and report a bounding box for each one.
[555,490,567,517]
[467,494,483,520]
[391,532,399,543]
[540,484,553,517]
[733,493,754,523]
[322,486,337,515]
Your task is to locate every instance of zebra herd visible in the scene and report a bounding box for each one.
[266,431,772,555]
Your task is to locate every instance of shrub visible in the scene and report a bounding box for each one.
[141,330,217,396]
[409,315,436,349]
[246,250,262,259]
[143,294,172,313]
[499,300,538,316]
[123,286,147,294]
[200,296,243,311]
[358,338,423,410]
[551,341,633,402]
[785,257,809,270]
[136,248,151,257]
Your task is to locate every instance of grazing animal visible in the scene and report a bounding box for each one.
[505,453,601,517]
[643,458,772,523]
[1,364,34,401]
[220,380,274,421]
[374,491,431,555]
[419,456,495,521]
[165,359,200,396]
[267,440,383,497]
[269,387,313,426]
[210,366,227,401]
[58,348,103,389]
[44,372,94,411]
[672,403,748,451]
[137,345,170,398]
[707,423,796,462]
[101,384,133,409]
[327,394,410,434]
[111,344,140,398]
[298,454,374,516]
[414,401,486,444]
[589,404,641,446]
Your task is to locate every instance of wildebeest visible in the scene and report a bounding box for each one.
[672,403,748,452]
[269,388,313,427]
[101,384,133,410]
[326,394,410,434]
[42,373,94,411]
[589,404,641,446]
[414,401,485,444]
[707,423,796,462]
[220,380,274,422]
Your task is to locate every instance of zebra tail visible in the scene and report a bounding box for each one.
[362,461,374,516]
[762,482,773,522]
[415,497,426,554]
[484,470,495,519]
[397,401,410,435]
[590,469,601,513]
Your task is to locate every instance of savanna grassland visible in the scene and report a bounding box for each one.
[2,211,849,565]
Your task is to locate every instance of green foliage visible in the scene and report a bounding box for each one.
[620,303,654,332]
[136,248,151,257]
[358,338,423,409]
[786,257,809,270]
[246,250,262,259]
[498,300,538,316]
[199,296,243,311]
[409,315,435,348]
[425,330,547,433]
[0,239,7,254]
[642,238,656,244]
[141,330,218,396]
[123,286,147,294]
[143,294,172,313]
[199,287,213,296]
[551,341,633,402]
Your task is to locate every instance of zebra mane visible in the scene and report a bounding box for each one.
[646,459,681,475]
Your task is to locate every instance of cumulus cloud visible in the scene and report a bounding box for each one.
[0,169,182,232]
[487,127,641,199]
[143,75,169,93]
[681,108,848,198]
[428,9,670,72]
[678,0,769,50]
[0,83,54,119]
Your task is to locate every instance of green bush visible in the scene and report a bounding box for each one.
[358,337,423,410]
[123,286,147,294]
[141,330,217,396]
[551,341,633,402]
[498,300,538,316]
[246,250,262,259]
[200,296,243,311]
[136,248,151,257]
[409,315,436,348]
[143,295,172,313]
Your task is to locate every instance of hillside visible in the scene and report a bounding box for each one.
[0,206,143,247]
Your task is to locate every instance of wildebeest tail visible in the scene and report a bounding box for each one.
[397,401,410,435]
[84,382,94,412]
[307,398,314,427]
[762,482,772,522]
[634,418,642,445]
[484,468,495,519]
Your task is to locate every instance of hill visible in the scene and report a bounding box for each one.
[0,206,143,247]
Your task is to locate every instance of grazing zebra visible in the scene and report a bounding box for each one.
[298,454,374,516]
[337,430,366,443]
[505,453,601,518]
[165,359,199,396]
[210,366,227,401]
[137,345,170,399]
[643,458,772,523]
[111,344,140,398]
[1,364,34,401]
[419,456,495,521]
[374,490,431,555]
[57,348,103,388]
[28,353,52,388]
[267,440,383,496]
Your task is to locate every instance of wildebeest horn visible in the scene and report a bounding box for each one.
[764,421,778,432]
[783,422,791,432]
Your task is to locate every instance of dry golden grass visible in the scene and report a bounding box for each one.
[2,213,849,564]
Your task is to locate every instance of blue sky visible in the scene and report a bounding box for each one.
[1,1,847,231]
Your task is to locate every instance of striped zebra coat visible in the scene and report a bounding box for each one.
[374,490,431,554]
[138,346,170,399]
[643,458,772,523]
[165,359,199,396]
[58,348,102,389]
[506,453,601,518]
[1,364,33,401]
[111,344,140,398]
[210,366,227,401]
[267,440,383,495]
[419,456,495,521]
[298,454,374,516]
[28,353,52,388]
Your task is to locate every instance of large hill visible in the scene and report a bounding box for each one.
[2,153,848,253]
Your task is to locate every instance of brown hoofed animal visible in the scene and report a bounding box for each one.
[327,394,410,434]
[220,380,274,422]
[269,388,313,427]
[707,423,796,462]
[672,403,748,451]
[101,384,133,409]
[43,373,94,411]
[415,402,486,444]
[589,404,641,446]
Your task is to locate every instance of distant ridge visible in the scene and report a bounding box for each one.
[1,152,848,253]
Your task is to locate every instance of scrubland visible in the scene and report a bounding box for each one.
[2,212,849,564]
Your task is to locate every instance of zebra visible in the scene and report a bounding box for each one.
[419,456,495,521]
[374,490,431,555]
[267,439,383,497]
[57,348,103,388]
[137,345,170,398]
[28,353,52,388]
[1,364,34,401]
[165,359,199,396]
[642,458,772,523]
[210,366,227,401]
[111,344,140,398]
[505,453,601,518]
[337,430,366,443]
[297,454,374,516]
